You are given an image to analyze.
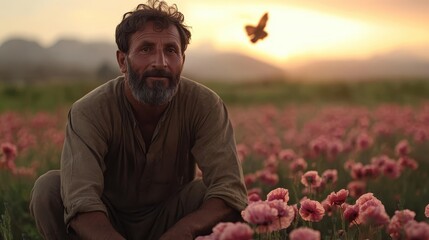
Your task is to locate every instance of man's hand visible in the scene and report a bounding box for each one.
[70,211,125,240]
[160,198,241,240]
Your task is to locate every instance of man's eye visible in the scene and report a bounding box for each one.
[167,47,177,53]
[141,46,151,52]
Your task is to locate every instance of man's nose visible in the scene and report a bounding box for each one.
[152,50,167,69]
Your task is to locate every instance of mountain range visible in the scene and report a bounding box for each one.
[1,37,429,82]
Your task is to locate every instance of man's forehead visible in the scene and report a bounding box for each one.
[133,22,181,41]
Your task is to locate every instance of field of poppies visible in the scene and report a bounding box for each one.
[1,80,429,239]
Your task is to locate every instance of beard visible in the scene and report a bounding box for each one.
[126,63,180,105]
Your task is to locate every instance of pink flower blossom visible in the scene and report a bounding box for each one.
[350,162,364,180]
[356,193,381,206]
[362,164,381,179]
[404,221,429,240]
[343,204,359,223]
[244,173,257,187]
[257,170,279,186]
[218,222,254,240]
[387,210,416,240]
[278,149,296,161]
[266,200,295,231]
[196,222,254,240]
[266,188,289,203]
[347,181,366,198]
[321,199,333,216]
[327,189,349,206]
[309,136,328,155]
[356,194,389,227]
[241,201,278,225]
[359,204,390,227]
[299,199,325,222]
[321,169,338,185]
[382,159,401,179]
[395,139,410,156]
[398,156,418,170]
[301,170,322,188]
[0,142,18,170]
[247,193,261,203]
[327,139,344,159]
[290,158,308,173]
[289,227,321,240]
[356,132,373,150]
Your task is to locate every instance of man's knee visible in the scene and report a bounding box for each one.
[30,170,62,219]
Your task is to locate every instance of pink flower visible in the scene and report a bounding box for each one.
[267,188,289,203]
[327,189,349,206]
[244,173,257,187]
[196,222,254,240]
[382,159,401,179]
[247,188,261,196]
[395,139,410,156]
[0,142,18,170]
[404,221,429,240]
[398,156,418,170]
[356,193,381,206]
[266,200,295,231]
[263,155,278,172]
[301,171,322,188]
[347,181,366,198]
[290,158,308,173]
[387,210,416,240]
[241,201,278,225]
[278,149,295,161]
[321,169,338,185]
[309,136,328,155]
[356,194,389,227]
[343,204,359,223]
[356,132,373,150]
[289,227,321,240]
[247,193,261,203]
[425,204,429,218]
[257,170,279,186]
[321,199,333,217]
[362,164,381,179]
[350,162,364,180]
[218,222,253,240]
[299,199,325,222]
[359,204,390,227]
[327,139,344,158]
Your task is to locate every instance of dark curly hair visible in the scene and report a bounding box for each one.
[115,0,191,54]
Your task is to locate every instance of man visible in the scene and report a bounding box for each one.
[29,1,248,239]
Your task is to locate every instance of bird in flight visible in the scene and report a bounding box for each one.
[245,12,269,44]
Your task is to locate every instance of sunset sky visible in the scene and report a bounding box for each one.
[1,0,429,67]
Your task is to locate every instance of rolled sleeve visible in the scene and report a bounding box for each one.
[191,99,247,211]
[60,105,109,225]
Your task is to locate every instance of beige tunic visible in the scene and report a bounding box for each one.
[60,76,247,234]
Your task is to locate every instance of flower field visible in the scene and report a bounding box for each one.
[198,104,429,239]
[1,91,429,239]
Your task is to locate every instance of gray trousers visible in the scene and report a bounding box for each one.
[29,170,206,240]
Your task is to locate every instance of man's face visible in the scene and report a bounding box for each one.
[124,22,184,105]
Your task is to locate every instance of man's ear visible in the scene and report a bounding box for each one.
[116,50,127,73]
[182,54,186,66]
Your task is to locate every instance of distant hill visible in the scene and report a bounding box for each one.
[287,48,429,81]
[183,51,286,82]
[0,37,286,82]
[1,37,429,83]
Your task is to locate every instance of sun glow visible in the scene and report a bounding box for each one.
[185,3,377,65]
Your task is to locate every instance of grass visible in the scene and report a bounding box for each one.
[1,77,429,113]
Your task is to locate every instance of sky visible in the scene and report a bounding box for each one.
[1,0,429,67]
